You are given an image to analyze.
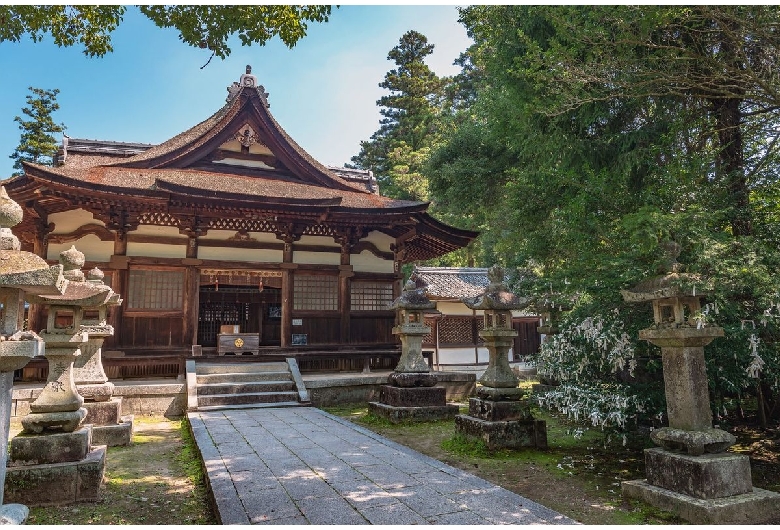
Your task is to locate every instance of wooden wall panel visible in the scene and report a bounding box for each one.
[292,314,341,344]
[349,314,395,344]
[120,315,183,348]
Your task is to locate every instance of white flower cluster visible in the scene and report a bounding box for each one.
[536,313,637,383]
[536,383,646,430]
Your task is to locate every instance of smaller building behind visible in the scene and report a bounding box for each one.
[410,267,542,373]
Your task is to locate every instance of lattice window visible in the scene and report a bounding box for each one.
[303,224,336,237]
[127,270,184,310]
[476,315,485,345]
[438,316,475,346]
[137,212,178,226]
[293,275,338,311]
[350,282,394,311]
[422,317,436,346]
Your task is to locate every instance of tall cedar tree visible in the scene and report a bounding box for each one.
[10,87,65,176]
[351,30,444,201]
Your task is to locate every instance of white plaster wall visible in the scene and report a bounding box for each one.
[294,250,341,266]
[134,225,186,237]
[436,301,475,316]
[198,229,278,242]
[298,234,339,248]
[127,241,186,259]
[351,250,394,273]
[436,346,511,366]
[198,246,282,263]
[435,347,478,365]
[48,209,104,234]
[364,230,394,253]
[47,234,113,263]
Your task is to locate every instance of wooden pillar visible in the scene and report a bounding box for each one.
[108,231,128,347]
[277,228,300,349]
[27,219,51,332]
[338,238,354,344]
[182,265,200,348]
[280,264,296,348]
[339,266,353,343]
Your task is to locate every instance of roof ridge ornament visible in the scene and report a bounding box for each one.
[226,65,270,107]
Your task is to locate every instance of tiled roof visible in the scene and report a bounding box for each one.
[411,267,496,299]
[24,163,418,210]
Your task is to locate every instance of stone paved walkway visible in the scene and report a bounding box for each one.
[188,407,577,525]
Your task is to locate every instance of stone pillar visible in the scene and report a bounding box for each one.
[620,253,780,524]
[368,280,458,423]
[454,265,547,450]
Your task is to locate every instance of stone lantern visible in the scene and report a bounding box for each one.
[6,245,116,506]
[0,186,67,522]
[620,245,780,524]
[71,266,132,447]
[455,265,547,449]
[368,280,458,422]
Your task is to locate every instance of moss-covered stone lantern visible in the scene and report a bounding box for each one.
[388,279,435,383]
[620,241,780,524]
[462,264,530,392]
[455,264,547,450]
[368,279,458,422]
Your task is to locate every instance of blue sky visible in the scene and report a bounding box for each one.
[0,5,473,179]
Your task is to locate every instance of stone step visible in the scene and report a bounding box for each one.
[197,381,295,396]
[196,371,291,385]
[197,391,301,408]
[196,401,305,412]
[195,362,289,375]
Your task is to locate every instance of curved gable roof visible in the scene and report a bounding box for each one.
[107,84,361,193]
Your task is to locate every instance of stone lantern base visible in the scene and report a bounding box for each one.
[4,426,106,506]
[455,389,547,450]
[82,398,134,447]
[368,372,459,424]
[623,447,780,524]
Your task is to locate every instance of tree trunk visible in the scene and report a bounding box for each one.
[713,96,751,237]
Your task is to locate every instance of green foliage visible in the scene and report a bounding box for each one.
[422,5,780,423]
[9,87,65,176]
[0,5,332,58]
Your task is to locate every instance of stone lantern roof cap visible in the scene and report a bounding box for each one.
[389,280,435,311]
[0,186,23,228]
[621,241,710,303]
[29,281,114,307]
[462,264,532,311]
[621,272,706,303]
[0,185,67,295]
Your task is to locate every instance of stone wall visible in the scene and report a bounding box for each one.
[12,381,187,419]
[11,372,476,415]
[304,372,475,408]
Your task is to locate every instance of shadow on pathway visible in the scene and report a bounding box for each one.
[188,407,577,525]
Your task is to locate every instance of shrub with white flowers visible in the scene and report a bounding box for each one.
[534,309,663,430]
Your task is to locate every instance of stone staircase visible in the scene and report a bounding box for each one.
[186,358,310,411]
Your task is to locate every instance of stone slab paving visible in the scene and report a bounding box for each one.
[188,407,577,525]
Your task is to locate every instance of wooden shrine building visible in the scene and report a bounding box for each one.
[3,67,477,365]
